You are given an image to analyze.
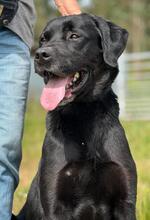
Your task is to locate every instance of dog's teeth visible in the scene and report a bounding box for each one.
[74,72,80,79]
[73,72,80,83]
[73,77,77,82]
[66,73,80,89]
[66,82,74,89]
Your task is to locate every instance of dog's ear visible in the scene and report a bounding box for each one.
[90,15,128,67]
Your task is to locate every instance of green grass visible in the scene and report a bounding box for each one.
[13,101,150,219]
[122,121,150,220]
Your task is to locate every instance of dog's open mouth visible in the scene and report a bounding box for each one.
[40,70,88,111]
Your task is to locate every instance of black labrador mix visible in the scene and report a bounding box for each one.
[13,13,137,220]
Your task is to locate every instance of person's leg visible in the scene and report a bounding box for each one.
[0,27,31,220]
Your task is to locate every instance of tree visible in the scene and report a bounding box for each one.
[86,0,150,52]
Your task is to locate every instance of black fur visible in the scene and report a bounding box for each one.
[14,14,137,220]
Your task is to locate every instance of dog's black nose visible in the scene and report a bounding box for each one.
[35,48,51,62]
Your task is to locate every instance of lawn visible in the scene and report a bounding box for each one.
[13,100,150,219]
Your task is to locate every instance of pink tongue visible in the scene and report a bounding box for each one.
[40,77,71,111]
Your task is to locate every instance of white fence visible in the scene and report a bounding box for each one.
[114,51,150,120]
[29,51,150,121]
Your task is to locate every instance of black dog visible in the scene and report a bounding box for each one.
[14,13,137,220]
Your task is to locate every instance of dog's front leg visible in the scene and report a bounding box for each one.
[113,201,136,220]
[73,200,97,220]
[95,203,111,220]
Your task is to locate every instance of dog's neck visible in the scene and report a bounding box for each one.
[45,89,119,162]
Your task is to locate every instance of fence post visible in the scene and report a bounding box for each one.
[113,53,127,119]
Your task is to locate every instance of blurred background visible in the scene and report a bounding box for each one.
[13,1,150,219]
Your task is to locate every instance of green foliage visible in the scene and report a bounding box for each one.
[87,0,150,52]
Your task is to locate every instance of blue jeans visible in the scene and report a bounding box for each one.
[0,27,31,220]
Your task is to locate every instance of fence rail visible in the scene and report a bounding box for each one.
[116,51,150,120]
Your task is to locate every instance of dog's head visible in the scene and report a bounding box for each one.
[34,13,128,111]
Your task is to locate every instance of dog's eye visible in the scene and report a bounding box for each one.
[69,33,80,40]
[40,31,51,45]
[40,36,46,43]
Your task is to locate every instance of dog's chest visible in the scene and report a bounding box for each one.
[55,161,95,206]
[48,106,105,163]
[61,115,92,161]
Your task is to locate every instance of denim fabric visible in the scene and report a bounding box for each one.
[0,27,31,220]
